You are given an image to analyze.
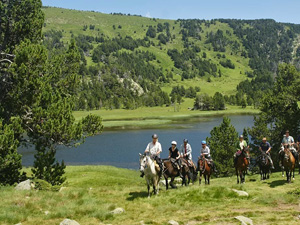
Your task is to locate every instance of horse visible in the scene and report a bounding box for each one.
[181,158,198,184]
[163,158,189,189]
[282,147,295,183]
[139,153,160,198]
[257,152,271,180]
[234,147,250,184]
[197,155,212,185]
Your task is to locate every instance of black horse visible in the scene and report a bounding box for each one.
[257,152,271,180]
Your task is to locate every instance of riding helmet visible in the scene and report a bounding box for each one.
[171,141,177,145]
[183,139,188,143]
[201,140,206,145]
[152,134,158,139]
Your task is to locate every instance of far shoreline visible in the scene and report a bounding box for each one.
[73,105,259,130]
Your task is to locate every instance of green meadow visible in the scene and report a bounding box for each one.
[1,166,299,225]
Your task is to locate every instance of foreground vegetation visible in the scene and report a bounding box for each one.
[1,166,300,225]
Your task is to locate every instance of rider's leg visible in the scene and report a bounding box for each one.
[155,156,163,177]
[267,153,275,169]
[140,171,144,177]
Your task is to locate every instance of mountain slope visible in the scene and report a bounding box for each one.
[42,7,300,110]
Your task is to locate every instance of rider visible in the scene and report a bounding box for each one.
[279,130,298,166]
[199,140,216,172]
[234,135,249,165]
[141,134,163,178]
[168,141,183,178]
[259,137,275,169]
[179,139,192,164]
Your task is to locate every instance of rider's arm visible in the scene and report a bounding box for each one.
[168,150,171,158]
[145,143,150,153]
[156,143,162,155]
[186,145,192,156]
[176,150,180,160]
[267,143,271,153]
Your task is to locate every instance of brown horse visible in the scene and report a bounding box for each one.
[283,147,295,183]
[197,156,212,185]
[234,148,250,184]
[181,158,198,184]
[163,159,189,189]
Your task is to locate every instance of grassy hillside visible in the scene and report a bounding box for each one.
[42,7,250,96]
[1,166,300,225]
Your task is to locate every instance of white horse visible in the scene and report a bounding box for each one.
[139,153,160,198]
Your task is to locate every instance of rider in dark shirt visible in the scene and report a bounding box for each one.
[168,141,183,177]
[259,137,274,169]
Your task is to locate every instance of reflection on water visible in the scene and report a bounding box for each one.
[19,115,254,169]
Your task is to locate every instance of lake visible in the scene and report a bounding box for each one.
[19,115,254,169]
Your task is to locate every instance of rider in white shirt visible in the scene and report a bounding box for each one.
[141,134,163,177]
[179,139,192,161]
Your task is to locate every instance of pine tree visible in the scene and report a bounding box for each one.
[249,63,300,168]
[0,118,25,185]
[207,117,238,176]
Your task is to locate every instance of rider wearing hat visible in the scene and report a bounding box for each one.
[169,141,183,178]
[259,137,274,169]
[279,130,298,167]
[141,134,163,177]
[234,135,249,165]
[200,140,216,172]
[179,139,192,162]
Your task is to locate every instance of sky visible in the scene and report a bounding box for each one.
[41,0,300,24]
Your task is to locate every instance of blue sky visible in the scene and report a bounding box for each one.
[42,0,300,24]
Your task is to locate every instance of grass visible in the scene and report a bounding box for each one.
[73,104,259,129]
[1,166,300,225]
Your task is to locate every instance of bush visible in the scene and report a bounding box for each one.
[33,179,60,191]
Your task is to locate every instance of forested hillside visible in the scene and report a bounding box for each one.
[42,7,300,110]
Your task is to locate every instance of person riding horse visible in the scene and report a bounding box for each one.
[168,141,183,178]
[179,139,193,165]
[259,137,274,169]
[279,130,298,167]
[140,134,163,178]
[234,135,249,166]
[199,141,216,172]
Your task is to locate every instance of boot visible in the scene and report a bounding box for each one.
[140,171,144,178]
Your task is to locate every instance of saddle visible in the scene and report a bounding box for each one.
[154,161,160,172]
[170,158,180,170]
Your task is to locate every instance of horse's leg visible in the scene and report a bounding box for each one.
[147,183,150,198]
[293,168,295,180]
[208,174,210,185]
[165,177,169,190]
[199,172,202,185]
[170,177,177,189]
[240,170,244,183]
[204,174,207,185]
[236,169,239,184]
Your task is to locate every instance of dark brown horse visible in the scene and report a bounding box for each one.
[257,152,271,180]
[283,147,295,183]
[163,159,190,189]
[197,156,212,185]
[234,148,250,184]
[181,158,198,184]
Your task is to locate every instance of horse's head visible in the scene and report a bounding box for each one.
[139,153,147,173]
[260,152,267,165]
[242,147,250,158]
[284,148,291,162]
